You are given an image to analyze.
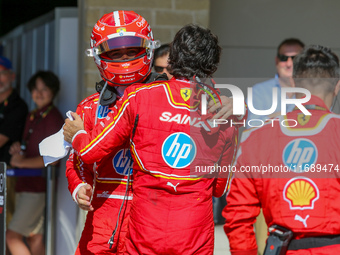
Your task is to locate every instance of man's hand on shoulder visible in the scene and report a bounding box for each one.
[63,112,84,143]
[209,95,233,119]
[209,95,246,121]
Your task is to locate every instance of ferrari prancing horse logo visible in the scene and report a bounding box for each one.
[297,113,310,126]
[180,88,192,101]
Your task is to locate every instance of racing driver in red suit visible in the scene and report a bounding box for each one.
[223,45,340,255]
[64,24,242,254]
[65,11,165,254]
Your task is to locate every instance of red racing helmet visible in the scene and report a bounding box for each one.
[87,11,160,86]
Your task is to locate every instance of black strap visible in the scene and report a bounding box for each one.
[96,80,118,106]
[145,72,168,83]
[131,114,139,141]
[96,72,168,107]
[288,235,340,250]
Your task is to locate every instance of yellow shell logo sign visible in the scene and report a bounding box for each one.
[116,28,126,35]
[283,177,319,210]
[180,88,192,101]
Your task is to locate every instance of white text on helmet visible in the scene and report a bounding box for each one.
[136,18,146,28]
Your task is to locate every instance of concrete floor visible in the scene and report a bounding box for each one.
[214,225,231,255]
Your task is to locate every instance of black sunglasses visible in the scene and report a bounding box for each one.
[277,54,296,62]
[154,65,171,73]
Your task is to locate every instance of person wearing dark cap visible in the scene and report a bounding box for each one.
[0,56,28,165]
[0,56,28,235]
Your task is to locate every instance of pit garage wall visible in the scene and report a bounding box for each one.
[0,8,79,255]
[209,0,340,113]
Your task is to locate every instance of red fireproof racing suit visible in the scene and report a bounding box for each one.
[71,78,239,254]
[223,96,340,255]
[66,92,132,254]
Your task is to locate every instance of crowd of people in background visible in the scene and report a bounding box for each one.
[1,9,340,255]
[6,70,64,255]
[0,55,64,254]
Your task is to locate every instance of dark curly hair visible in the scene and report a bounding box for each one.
[293,45,340,91]
[27,70,60,98]
[154,43,170,63]
[168,24,221,79]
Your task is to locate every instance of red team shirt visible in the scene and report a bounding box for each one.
[17,103,63,193]
[224,95,340,255]
[71,78,238,254]
[66,93,132,254]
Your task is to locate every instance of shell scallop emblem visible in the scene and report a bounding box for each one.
[283,177,319,210]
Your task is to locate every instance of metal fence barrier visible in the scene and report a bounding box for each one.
[0,163,56,255]
[0,163,6,255]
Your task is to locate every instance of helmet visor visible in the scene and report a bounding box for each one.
[96,36,149,55]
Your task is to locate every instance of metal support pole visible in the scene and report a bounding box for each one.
[45,165,56,255]
[5,167,55,254]
[0,162,7,255]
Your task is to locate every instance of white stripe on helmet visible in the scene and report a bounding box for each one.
[113,11,121,26]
